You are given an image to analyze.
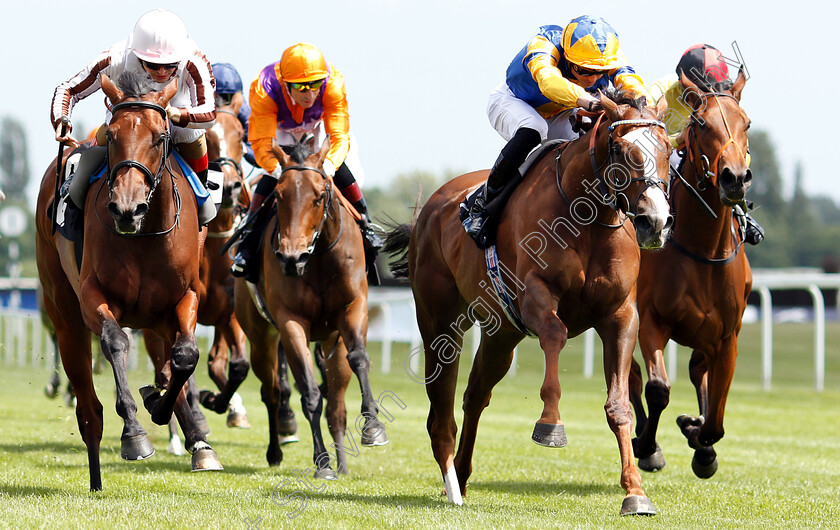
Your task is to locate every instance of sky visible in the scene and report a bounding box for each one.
[1,0,836,208]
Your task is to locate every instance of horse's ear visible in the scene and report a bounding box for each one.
[313,136,330,167]
[160,78,178,106]
[730,68,747,102]
[654,93,669,121]
[678,72,702,108]
[229,92,244,115]
[599,91,621,122]
[271,139,292,169]
[100,74,123,106]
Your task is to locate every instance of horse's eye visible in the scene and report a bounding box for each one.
[314,193,325,206]
[746,121,752,131]
[155,133,166,147]
[105,129,114,142]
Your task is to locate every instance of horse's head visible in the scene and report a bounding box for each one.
[100,72,177,234]
[599,91,674,249]
[269,136,333,277]
[680,70,750,206]
[208,97,245,210]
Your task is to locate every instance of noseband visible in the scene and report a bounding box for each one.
[273,165,342,255]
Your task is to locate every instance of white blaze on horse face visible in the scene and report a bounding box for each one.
[623,128,670,220]
[210,122,229,157]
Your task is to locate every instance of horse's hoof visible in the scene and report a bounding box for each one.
[313,468,338,480]
[44,384,59,399]
[191,448,223,471]
[278,416,298,437]
[139,384,162,413]
[361,419,389,446]
[532,422,567,448]
[691,448,718,479]
[226,411,251,429]
[620,495,657,516]
[279,435,299,445]
[638,443,666,473]
[121,434,155,461]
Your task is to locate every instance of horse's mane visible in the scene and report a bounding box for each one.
[602,88,647,111]
[116,71,157,97]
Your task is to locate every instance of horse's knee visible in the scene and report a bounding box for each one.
[345,348,371,373]
[644,378,671,409]
[100,321,129,360]
[229,356,250,382]
[604,399,633,430]
[171,336,199,377]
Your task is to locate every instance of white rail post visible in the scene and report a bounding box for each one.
[583,328,595,378]
[667,340,678,382]
[758,287,773,391]
[807,285,826,392]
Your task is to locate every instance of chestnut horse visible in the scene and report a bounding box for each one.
[36,73,221,491]
[385,90,673,515]
[234,138,388,478]
[630,70,751,478]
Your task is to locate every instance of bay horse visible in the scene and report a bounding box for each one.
[36,72,221,491]
[233,137,388,478]
[630,70,751,478]
[385,90,673,515]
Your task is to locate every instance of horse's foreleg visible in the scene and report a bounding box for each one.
[520,281,567,446]
[322,333,352,474]
[683,337,736,479]
[597,302,657,516]
[276,340,298,439]
[282,322,336,480]
[633,315,672,470]
[200,316,250,419]
[142,291,200,426]
[454,331,519,491]
[340,299,388,447]
[45,294,105,491]
[93,313,153,461]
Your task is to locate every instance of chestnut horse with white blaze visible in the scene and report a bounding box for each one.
[385,90,673,515]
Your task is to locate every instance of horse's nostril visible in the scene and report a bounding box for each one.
[134,203,149,219]
[107,202,121,219]
[664,215,674,231]
[634,216,652,232]
[743,169,752,186]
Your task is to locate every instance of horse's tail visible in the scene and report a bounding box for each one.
[382,221,413,279]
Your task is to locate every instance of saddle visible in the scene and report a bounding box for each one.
[459,140,567,246]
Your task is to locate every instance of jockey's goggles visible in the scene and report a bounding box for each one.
[141,59,179,71]
[571,63,605,77]
[287,79,325,92]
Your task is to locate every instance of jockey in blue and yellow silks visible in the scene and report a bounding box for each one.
[231,43,382,283]
[464,15,651,249]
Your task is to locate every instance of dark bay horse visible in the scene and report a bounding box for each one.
[195,101,251,428]
[36,72,221,491]
[385,91,672,515]
[631,70,751,478]
[234,138,388,478]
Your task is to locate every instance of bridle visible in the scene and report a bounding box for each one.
[557,112,669,228]
[96,99,182,237]
[684,92,745,191]
[671,91,748,264]
[206,108,245,239]
[271,164,343,256]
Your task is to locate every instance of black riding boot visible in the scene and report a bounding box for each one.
[231,176,276,278]
[351,198,383,286]
[463,127,541,248]
[744,214,765,245]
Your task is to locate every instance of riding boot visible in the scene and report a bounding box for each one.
[463,127,542,247]
[351,198,383,286]
[231,176,276,278]
[744,214,765,245]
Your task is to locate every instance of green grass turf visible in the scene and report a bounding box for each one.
[0,321,838,528]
